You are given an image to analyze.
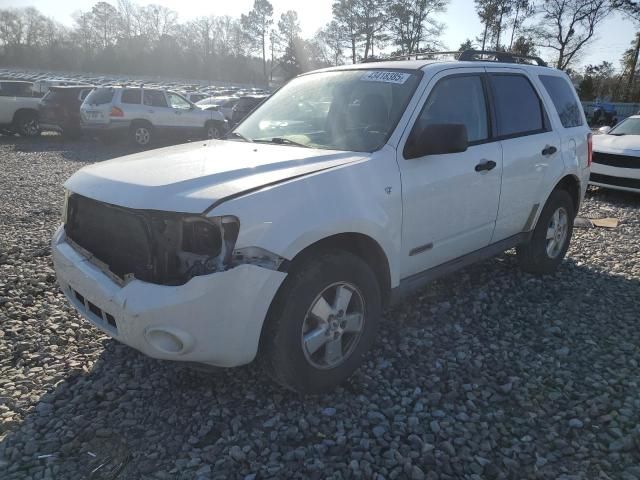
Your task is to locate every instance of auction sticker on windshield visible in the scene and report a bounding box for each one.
[361,71,411,84]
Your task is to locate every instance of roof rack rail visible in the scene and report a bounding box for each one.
[458,49,547,67]
[360,49,547,67]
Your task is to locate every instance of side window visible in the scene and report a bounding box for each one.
[121,89,142,104]
[79,89,91,101]
[167,92,191,110]
[490,74,546,137]
[414,75,489,144]
[539,75,583,128]
[143,90,168,108]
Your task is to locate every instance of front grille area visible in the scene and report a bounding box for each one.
[65,194,156,282]
[592,151,640,169]
[69,286,118,331]
[590,172,640,190]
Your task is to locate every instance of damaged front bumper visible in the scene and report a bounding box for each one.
[52,226,287,367]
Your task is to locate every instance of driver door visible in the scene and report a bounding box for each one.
[398,68,503,278]
[166,92,195,129]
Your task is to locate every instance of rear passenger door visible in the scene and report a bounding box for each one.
[142,90,172,128]
[485,68,562,242]
[398,69,503,278]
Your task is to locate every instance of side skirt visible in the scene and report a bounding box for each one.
[389,232,531,305]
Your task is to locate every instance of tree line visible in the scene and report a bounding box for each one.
[0,0,638,99]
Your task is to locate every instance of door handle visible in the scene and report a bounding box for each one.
[542,145,558,156]
[475,160,497,172]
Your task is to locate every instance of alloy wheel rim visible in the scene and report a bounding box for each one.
[24,119,39,136]
[301,282,365,369]
[135,128,150,145]
[546,207,568,258]
[207,126,218,139]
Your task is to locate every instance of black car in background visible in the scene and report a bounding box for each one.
[231,95,268,126]
[39,85,94,137]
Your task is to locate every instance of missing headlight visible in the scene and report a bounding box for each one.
[178,216,239,281]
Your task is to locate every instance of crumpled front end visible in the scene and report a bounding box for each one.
[52,210,287,366]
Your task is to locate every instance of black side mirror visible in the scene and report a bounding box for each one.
[405,123,468,159]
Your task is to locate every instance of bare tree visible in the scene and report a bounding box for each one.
[241,0,274,80]
[388,0,448,55]
[535,0,612,70]
[332,0,360,63]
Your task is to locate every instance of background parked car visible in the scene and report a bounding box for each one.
[0,80,41,137]
[230,95,268,126]
[590,117,640,193]
[39,85,94,138]
[196,96,240,121]
[80,86,227,147]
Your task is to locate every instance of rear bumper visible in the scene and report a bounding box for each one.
[52,226,287,367]
[81,120,131,135]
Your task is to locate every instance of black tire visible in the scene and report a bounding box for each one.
[15,111,40,137]
[204,121,224,139]
[130,122,153,147]
[261,250,381,394]
[516,189,575,275]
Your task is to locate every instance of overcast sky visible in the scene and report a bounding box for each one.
[7,0,638,70]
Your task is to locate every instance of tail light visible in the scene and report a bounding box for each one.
[110,106,124,117]
[587,132,593,167]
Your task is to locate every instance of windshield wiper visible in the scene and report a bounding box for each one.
[226,131,253,142]
[254,137,311,148]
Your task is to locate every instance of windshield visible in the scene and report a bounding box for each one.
[233,69,422,152]
[609,118,640,136]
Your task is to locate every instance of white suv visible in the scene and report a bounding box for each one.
[80,86,227,146]
[53,53,591,393]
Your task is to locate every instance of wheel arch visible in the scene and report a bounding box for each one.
[282,232,392,308]
[12,108,38,124]
[553,174,581,216]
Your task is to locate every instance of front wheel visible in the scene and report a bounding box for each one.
[261,251,381,394]
[517,189,575,275]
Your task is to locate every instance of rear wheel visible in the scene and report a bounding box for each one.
[15,111,40,137]
[517,189,574,275]
[261,250,381,393]
[130,123,153,147]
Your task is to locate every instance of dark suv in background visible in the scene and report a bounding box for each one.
[39,86,94,138]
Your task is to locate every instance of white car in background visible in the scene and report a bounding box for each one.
[196,96,239,121]
[590,116,640,193]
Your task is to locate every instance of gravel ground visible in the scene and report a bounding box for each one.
[0,134,639,480]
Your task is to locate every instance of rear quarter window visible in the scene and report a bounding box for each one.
[490,74,546,137]
[539,75,583,128]
[85,88,114,105]
[121,89,142,104]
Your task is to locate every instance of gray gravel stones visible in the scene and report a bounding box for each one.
[1,135,639,479]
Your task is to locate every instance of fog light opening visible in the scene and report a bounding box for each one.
[146,329,185,354]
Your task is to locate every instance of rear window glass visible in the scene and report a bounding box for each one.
[121,89,142,104]
[539,75,583,128]
[490,74,545,137]
[85,88,114,105]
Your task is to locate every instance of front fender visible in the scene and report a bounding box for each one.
[209,147,404,286]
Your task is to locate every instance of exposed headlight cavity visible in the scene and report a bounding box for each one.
[179,215,239,280]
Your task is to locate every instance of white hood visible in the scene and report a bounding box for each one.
[65,140,368,213]
[593,134,640,155]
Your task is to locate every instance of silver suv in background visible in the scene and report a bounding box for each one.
[80,87,227,147]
